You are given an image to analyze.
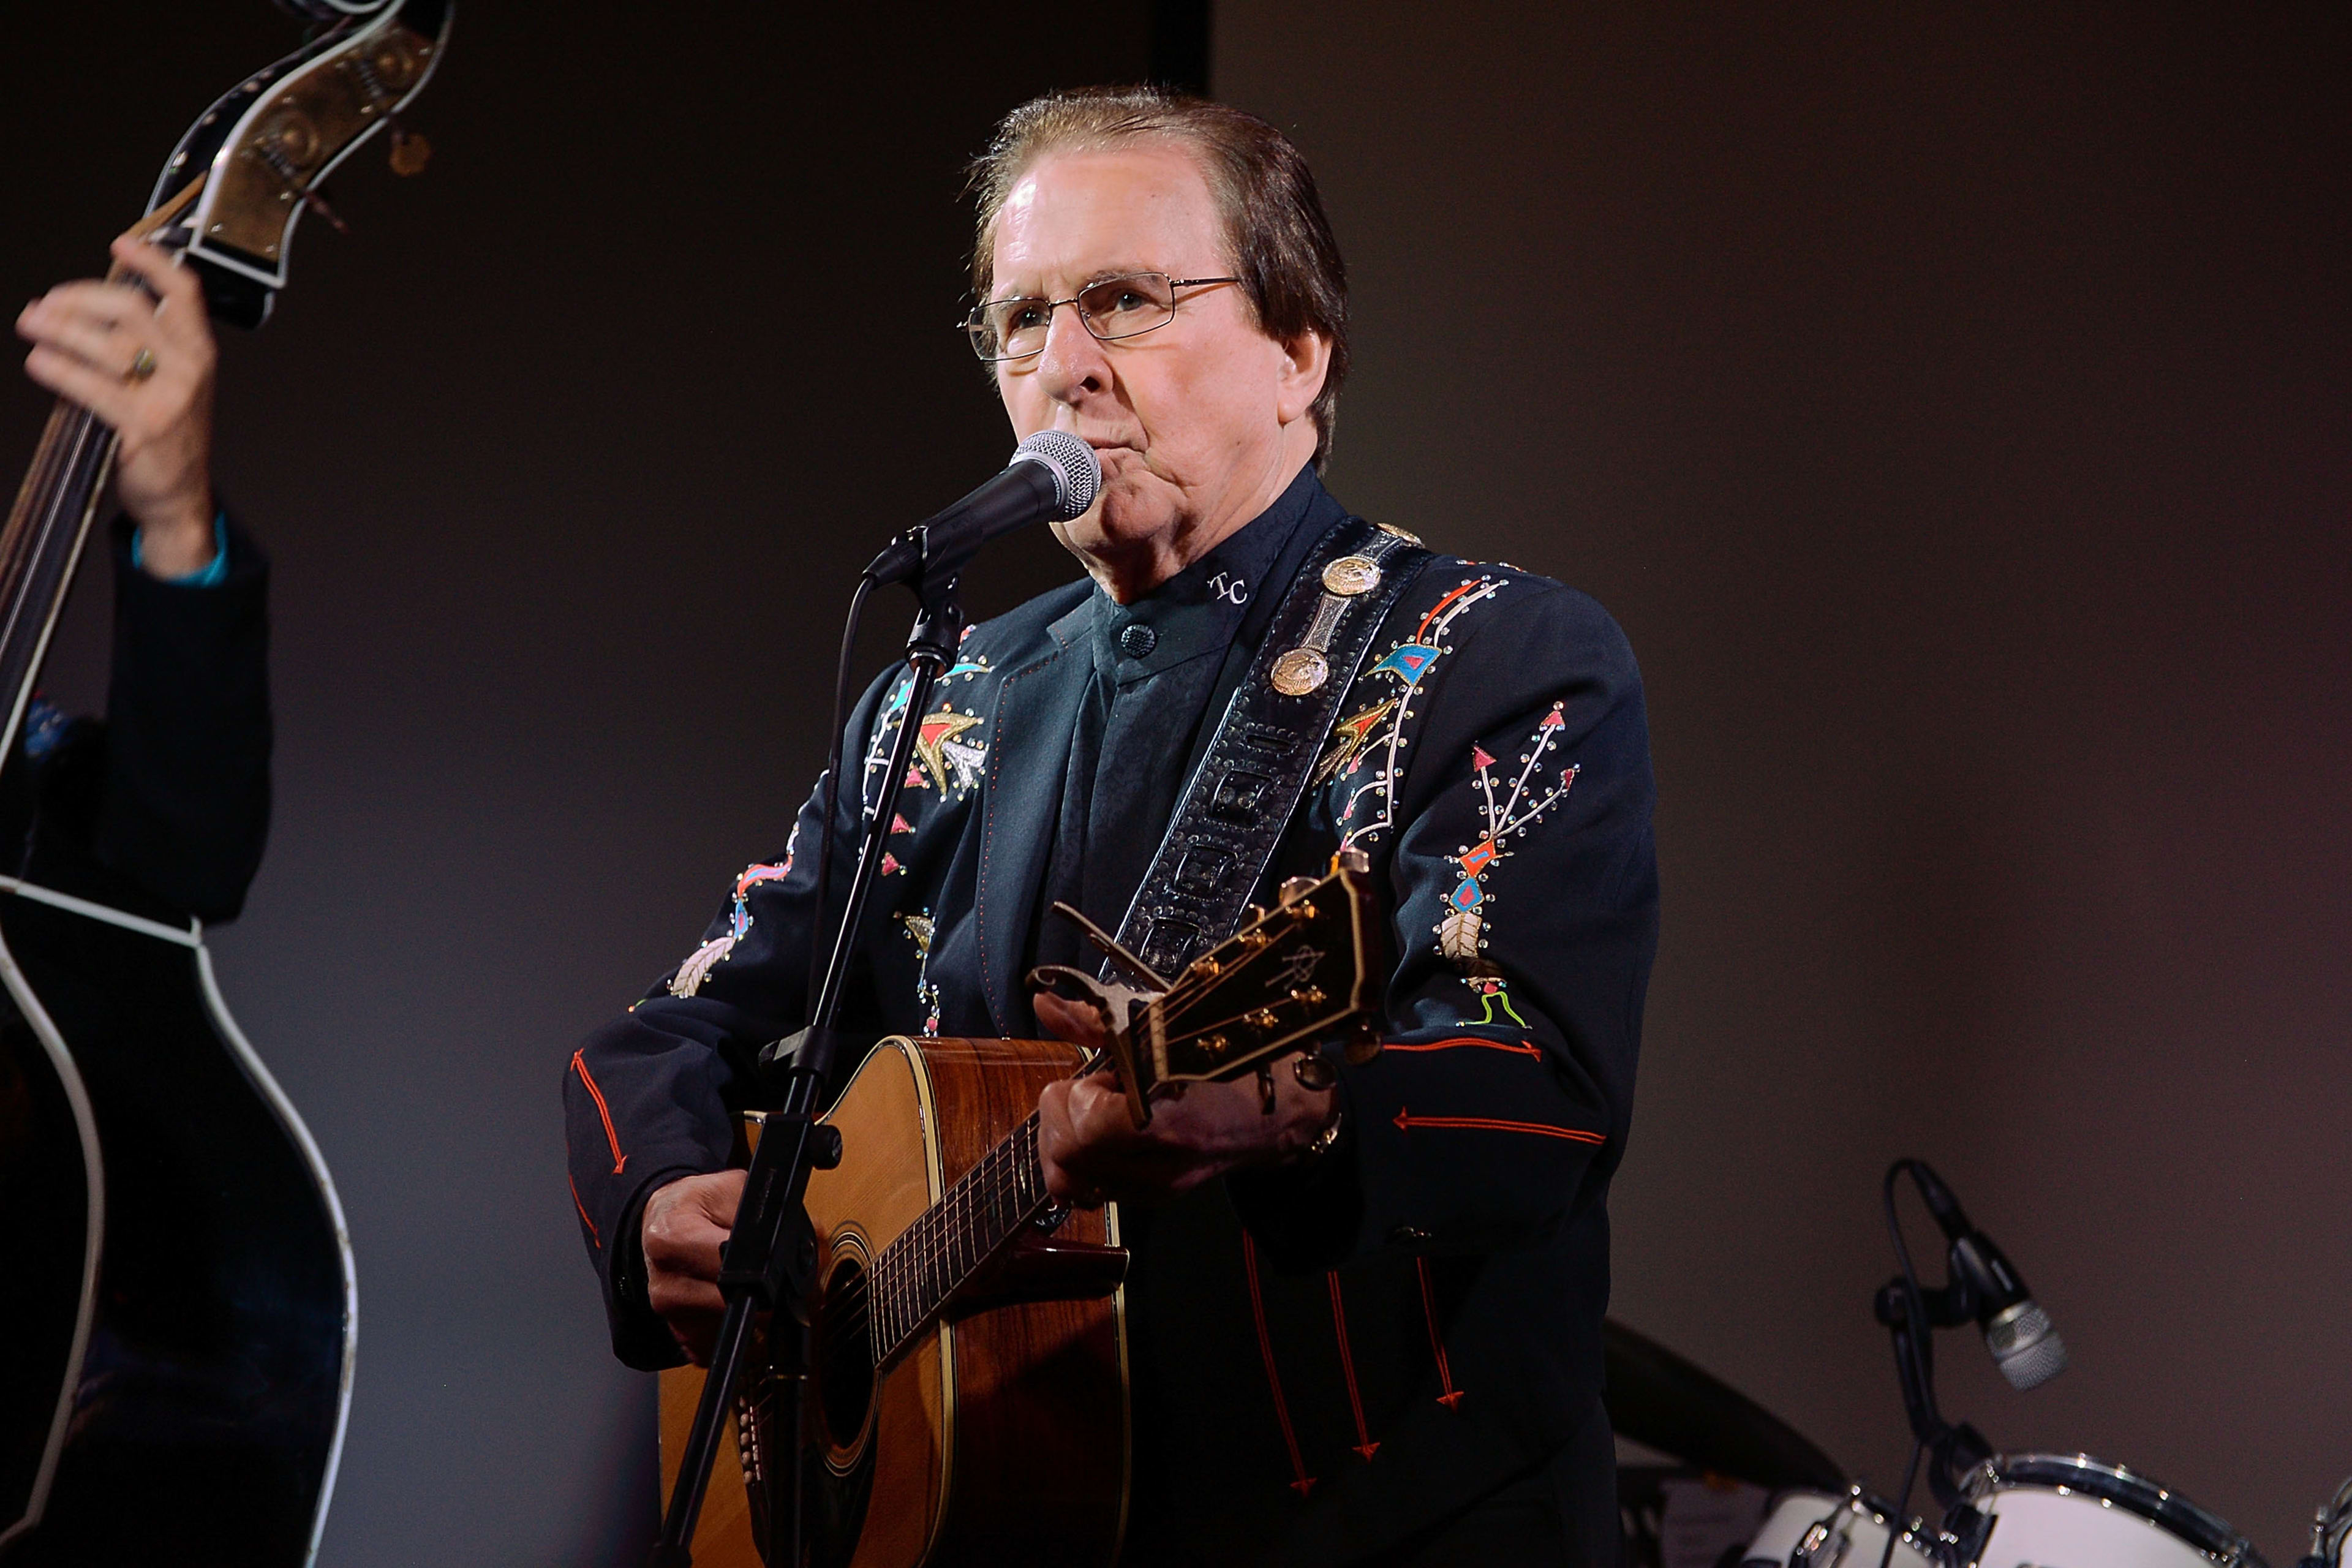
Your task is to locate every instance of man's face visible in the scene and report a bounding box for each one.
[987,143,1321,564]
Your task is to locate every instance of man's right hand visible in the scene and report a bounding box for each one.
[641,1170,744,1365]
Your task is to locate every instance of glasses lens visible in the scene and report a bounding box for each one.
[971,296,1054,361]
[1077,274,1175,341]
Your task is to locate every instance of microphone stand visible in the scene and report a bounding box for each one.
[1873,1159,1996,1562]
[650,528,968,1568]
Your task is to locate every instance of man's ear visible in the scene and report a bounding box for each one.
[1274,329,1332,426]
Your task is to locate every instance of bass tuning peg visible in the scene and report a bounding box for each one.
[388,121,431,176]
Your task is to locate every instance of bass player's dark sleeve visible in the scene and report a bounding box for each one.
[91,513,272,922]
[15,514,271,924]
[1232,578,1657,1268]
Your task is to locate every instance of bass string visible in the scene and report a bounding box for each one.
[0,404,111,707]
[0,406,85,639]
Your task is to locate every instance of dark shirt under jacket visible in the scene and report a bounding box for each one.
[4,516,272,925]
[567,466,1657,1565]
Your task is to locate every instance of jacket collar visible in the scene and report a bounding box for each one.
[973,594,1096,1034]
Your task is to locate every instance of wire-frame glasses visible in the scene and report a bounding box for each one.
[965,272,1238,363]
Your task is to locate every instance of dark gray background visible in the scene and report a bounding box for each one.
[4,2,2345,1562]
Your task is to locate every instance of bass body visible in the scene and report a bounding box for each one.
[0,880,353,1566]
[662,1036,1129,1568]
[0,7,451,1558]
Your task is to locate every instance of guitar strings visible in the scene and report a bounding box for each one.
[790,914,1346,1360]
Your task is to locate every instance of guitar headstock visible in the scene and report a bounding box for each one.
[137,0,453,326]
[1100,850,1389,1126]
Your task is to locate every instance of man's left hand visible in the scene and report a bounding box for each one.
[1031,989,1337,1205]
[16,237,219,577]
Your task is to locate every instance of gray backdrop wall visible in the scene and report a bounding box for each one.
[1218,3,2351,1558]
[4,2,2346,1563]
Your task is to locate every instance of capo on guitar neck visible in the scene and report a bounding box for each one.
[1048,899,1172,992]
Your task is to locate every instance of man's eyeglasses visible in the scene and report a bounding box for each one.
[964,272,1238,363]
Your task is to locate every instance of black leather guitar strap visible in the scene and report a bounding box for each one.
[1109,516,1433,980]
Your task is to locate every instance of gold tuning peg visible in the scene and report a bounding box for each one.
[1277,875,1318,906]
[388,123,431,176]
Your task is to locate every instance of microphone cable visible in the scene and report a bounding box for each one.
[804,572,876,1030]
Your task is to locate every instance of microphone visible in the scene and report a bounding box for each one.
[1909,1163,2069,1390]
[865,430,1101,586]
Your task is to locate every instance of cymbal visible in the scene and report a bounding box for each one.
[1603,1317,1847,1492]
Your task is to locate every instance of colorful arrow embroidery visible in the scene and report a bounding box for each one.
[902,909,942,1033]
[1436,703,1578,964]
[913,707,987,795]
[1335,575,1512,853]
[669,835,798,998]
[1315,696,1398,785]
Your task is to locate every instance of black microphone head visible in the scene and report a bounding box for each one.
[1984,1300,2068,1390]
[1010,430,1101,521]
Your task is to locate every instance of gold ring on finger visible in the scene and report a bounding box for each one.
[126,347,158,383]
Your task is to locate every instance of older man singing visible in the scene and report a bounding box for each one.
[567,88,1654,1566]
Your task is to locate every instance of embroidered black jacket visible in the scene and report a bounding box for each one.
[566,469,1656,1563]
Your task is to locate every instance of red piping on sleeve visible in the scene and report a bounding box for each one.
[1415,1257,1464,1410]
[1380,1036,1544,1060]
[571,1049,629,1174]
[1325,1272,1379,1461]
[1242,1232,1317,1499]
[1392,1107,1605,1144]
[569,1171,601,1250]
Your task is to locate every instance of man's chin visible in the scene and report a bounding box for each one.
[1073,472,1179,552]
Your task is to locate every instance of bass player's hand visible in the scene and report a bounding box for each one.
[641,1169,746,1365]
[1030,989,1336,1207]
[15,237,219,578]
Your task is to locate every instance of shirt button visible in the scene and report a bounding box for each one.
[1118,622,1158,659]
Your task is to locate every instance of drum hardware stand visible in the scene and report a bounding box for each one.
[1872,1159,1999,1567]
[650,526,974,1568]
[2300,1476,2352,1568]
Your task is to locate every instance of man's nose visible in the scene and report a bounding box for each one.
[1034,303,1109,402]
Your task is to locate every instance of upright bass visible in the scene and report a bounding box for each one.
[0,5,450,1562]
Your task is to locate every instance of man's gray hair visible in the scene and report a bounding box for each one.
[968,87,1351,470]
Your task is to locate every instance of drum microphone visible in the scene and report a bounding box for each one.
[1907,1162,2069,1391]
[864,429,1102,587]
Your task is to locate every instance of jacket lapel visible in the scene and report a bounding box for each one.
[974,597,1095,1035]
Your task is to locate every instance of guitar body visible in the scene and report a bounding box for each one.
[661,1036,1129,1568]
[0,878,353,1566]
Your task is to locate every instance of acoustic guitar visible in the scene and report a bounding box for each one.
[662,852,1387,1567]
[0,6,449,1564]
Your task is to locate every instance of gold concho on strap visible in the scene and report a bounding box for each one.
[1321,554,1381,596]
[1270,647,1330,696]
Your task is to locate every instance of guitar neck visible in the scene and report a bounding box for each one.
[0,396,123,761]
[864,1110,1054,1365]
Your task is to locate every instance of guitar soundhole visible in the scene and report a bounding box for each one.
[815,1254,875,1456]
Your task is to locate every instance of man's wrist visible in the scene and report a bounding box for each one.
[132,504,224,581]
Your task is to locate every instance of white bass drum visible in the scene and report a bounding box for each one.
[1744,1488,1937,1567]
[1961,1453,2267,1568]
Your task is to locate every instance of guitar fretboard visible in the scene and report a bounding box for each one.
[865,1111,1051,1363]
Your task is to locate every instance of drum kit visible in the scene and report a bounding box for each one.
[1611,1158,2346,1568]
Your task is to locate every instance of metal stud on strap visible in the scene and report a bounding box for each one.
[1272,535,1412,696]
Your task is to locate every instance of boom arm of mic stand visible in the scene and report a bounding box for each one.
[649,564,967,1568]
